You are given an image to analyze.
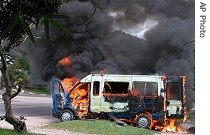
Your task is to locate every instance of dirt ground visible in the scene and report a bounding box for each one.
[0,115,195,135]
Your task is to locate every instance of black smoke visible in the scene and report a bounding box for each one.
[24,0,195,109]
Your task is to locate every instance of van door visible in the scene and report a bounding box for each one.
[51,79,66,116]
[89,75,103,113]
[166,82,184,118]
[89,75,131,113]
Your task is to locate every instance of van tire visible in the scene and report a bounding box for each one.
[59,109,74,122]
[136,114,151,128]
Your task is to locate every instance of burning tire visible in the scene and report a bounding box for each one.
[59,109,74,122]
[136,114,151,128]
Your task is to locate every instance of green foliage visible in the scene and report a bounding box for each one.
[187,110,195,120]
[0,0,62,44]
[46,120,157,135]
[8,56,30,86]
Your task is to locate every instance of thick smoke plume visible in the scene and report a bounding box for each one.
[25,0,195,109]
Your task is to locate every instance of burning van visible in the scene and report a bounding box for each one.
[51,74,186,129]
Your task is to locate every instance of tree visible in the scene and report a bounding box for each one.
[0,0,99,132]
[0,0,63,132]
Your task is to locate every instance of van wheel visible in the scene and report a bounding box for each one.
[59,109,74,122]
[136,114,151,128]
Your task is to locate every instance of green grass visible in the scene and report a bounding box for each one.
[0,128,43,135]
[45,120,157,135]
[187,110,195,120]
[24,88,50,95]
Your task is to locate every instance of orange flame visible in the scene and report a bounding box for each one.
[59,57,78,92]
[70,84,89,118]
[160,119,186,133]
[61,77,89,118]
[59,56,89,118]
[61,77,79,93]
[182,76,187,122]
[58,57,71,66]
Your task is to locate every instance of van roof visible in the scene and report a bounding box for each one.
[80,73,185,83]
[80,73,164,82]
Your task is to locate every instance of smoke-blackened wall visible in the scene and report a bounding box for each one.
[25,0,195,109]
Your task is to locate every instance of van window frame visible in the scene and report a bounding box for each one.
[132,81,158,98]
[93,81,100,96]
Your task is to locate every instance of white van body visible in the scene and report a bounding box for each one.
[51,74,186,129]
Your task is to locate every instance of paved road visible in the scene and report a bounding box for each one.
[0,94,53,117]
[0,93,94,135]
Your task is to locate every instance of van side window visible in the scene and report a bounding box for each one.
[103,82,129,95]
[93,81,100,96]
[54,81,64,94]
[133,82,158,97]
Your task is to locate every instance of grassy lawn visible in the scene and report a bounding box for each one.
[24,88,50,95]
[45,119,157,135]
[187,110,195,120]
[0,128,43,135]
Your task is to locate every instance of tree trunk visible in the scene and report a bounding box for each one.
[0,49,27,132]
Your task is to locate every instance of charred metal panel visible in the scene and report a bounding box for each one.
[110,102,129,112]
[166,100,183,118]
[104,94,130,103]
[129,97,163,113]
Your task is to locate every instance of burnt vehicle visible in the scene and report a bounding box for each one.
[51,74,186,129]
